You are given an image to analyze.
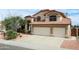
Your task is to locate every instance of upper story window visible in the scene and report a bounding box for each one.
[37,16,41,21]
[49,15,57,21]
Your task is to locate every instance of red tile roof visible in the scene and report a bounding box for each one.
[33,9,67,18]
[33,9,50,16]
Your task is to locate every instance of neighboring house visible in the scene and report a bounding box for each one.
[0,21,6,39]
[0,21,5,32]
[25,9,71,37]
[71,25,79,36]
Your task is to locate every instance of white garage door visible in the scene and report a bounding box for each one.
[53,28,65,37]
[32,27,50,36]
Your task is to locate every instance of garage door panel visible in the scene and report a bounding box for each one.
[32,27,50,36]
[53,28,65,37]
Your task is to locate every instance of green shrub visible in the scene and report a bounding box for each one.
[5,30,18,40]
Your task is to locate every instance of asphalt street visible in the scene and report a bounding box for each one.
[0,43,33,50]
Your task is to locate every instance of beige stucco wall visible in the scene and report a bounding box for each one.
[33,12,46,21]
[25,24,27,32]
[67,25,71,37]
[33,11,63,22]
[46,13,63,22]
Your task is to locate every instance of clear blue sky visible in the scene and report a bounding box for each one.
[0,9,79,25]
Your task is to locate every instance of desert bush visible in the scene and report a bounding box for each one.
[5,30,18,40]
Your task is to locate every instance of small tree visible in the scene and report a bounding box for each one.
[2,16,25,32]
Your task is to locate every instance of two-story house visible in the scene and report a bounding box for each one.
[25,9,71,37]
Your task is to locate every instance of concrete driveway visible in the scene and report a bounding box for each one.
[0,35,69,50]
